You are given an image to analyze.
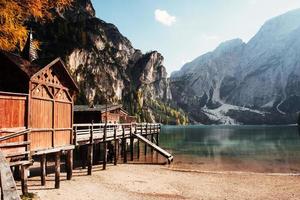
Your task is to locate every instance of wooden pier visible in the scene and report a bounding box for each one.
[0,122,172,197]
[73,123,172,174]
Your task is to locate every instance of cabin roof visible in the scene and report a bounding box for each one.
[32,57,79,92]
[0,51,78,92]
[0,50,42,77]
[74,104,124,113]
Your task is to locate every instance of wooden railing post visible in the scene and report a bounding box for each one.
[122,126,127,163]
[25,130,31,161]
[74,126,77,145]
[144,123,148,157]
[137,124,140,159]
[150,124,154,155]
[156,124,159,146]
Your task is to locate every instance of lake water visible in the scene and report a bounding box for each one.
[160,125,300,173]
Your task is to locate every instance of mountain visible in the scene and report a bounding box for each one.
[171,9,300,124]
[28,0,184,124]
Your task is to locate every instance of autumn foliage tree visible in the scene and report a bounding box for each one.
[0,0,72,51]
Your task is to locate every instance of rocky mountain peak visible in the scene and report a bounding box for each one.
[214,38,245,55]
[255,8,300,40]
[29,0,173,122]
[171,9,300,124]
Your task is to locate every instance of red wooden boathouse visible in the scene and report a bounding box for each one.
[74,104,137,124]
[0,48,78,193]
[0,51,78,152]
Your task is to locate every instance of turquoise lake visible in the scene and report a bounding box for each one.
[159,125,300,173]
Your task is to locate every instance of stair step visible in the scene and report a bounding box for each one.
[0,141,30,148]
[5,151,30,158]
[9,160,33,167]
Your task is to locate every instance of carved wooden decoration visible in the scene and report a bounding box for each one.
[55,89,72,102]
[31,65,72,102]
[32,67,62,88]
[31,85,52,99]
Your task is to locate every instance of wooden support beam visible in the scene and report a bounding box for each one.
[66,150,73,180]
[87,144,93,175]
[116,138,120,164]
[144,124,148,156]
[74,126,77,145]
[81,146,87,169]
[21,165,29,195]
[137,140,140,160]
[87,124,94,175]
[13,165,20,181]
[113,127,118,165]
[124,139,127,163]
[54,152,61,189]
[137,126,140,159]
[122,126,127,163]
[151,133,154,155]
[130,125,134,161]
[40,154,46,186]
[103,125,107,170]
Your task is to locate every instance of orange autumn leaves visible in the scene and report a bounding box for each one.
[0,0,72,51]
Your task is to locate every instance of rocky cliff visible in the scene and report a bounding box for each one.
[171,9,300,124]
[29,0,174,122]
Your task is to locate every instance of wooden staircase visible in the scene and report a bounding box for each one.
[0,152,20,200]
[0,128,33,196]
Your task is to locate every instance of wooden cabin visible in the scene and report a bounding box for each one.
[0,50,78,153]
[74,104,137,124]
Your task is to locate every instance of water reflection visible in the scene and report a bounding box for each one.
[160,125,300,173]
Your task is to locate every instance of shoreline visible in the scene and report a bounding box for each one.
[22,164,300,200]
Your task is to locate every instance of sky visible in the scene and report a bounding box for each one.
[91,0,300,74]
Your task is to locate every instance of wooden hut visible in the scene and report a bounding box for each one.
[0,49,78,192]
[0,50,78,151]
[74,104,136,124]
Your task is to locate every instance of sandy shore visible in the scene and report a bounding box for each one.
[19,164,300,200]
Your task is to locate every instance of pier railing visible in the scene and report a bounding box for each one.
[73,123,161,145]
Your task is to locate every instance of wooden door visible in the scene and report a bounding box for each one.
[30,66,73,151]
[0,92,28,155]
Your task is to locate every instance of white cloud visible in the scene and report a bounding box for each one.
[155,9,176,26]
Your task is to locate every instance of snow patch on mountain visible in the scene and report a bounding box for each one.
[202,104,265,125]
